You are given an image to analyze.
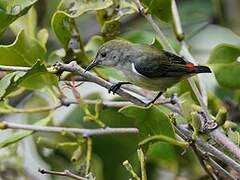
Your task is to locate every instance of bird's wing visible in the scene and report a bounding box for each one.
[133,51,195,78]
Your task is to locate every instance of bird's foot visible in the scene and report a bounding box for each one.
[108,82,131,94]
[145,91,163,107]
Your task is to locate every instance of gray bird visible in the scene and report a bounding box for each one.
[85,39,211,105]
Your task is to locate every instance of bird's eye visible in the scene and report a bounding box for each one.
[100,52,107,58]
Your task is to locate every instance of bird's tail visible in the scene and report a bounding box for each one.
[194,65,211,73]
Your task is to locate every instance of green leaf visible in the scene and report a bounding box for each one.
[121,31,155,44]
[96,1,136,39]
[0,61,58,99]
[10,6,36,37]
[0,30,46,66]
[57,0,113,18]
[51,11,72,50]
[0,0,37,35]
[0,114,52,149]
[208,44,240,89]
[119,105,175,138]
[141,0,172,22]
[85,35,104,57]
[37,28,49,47]
[120,105,179,172]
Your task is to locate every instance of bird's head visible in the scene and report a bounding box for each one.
[85,40,130,71]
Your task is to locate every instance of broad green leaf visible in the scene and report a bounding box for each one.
[96,1,136,39]
[37,28,49,47]
[208,44,240,89]
[0,30,45,66]
[120,105,178,172]
[85,35,104,57]
[0,0,37,35]
[51,11,72,50]
[58,0,113,18]
[141,0,172,22]
[119,105,175,138]
[0,114,52,148]
[10,6,36,37]
[122,31,155,44]
[0,61,58,99]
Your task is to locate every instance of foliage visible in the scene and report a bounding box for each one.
[0,0,240,180]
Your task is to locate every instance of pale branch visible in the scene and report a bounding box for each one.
[0,104,62,114]
[0,65,30,72]
[38,168,86,180]
[207,156,237,180]
[0,121,139,137]
[176,125,240,173]
[54,61,145,106]
[191,144,218,180]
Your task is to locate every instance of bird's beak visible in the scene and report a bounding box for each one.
[85,60,99,72]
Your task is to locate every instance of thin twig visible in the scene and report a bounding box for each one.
[0,121,139,137]
[85,137,92,176]
[207,157,237,180]
[38,168,86,180]
[137,148,147,180]
[191,144,218,180]
[176,125,240,173]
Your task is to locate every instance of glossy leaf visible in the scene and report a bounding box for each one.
[208,44,240,89]
[119,105,175,139]
[0,61,58,99]
[0,0,37,35]
[58,0,113,18]
[51,11,72,50]
[141,0,172,22]
[0,114,52,149]
[120,105,178,171]
[0,30,45,66]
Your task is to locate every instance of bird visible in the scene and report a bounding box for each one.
[85,39,211,105]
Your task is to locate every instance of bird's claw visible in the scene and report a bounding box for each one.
[108,84,121,94]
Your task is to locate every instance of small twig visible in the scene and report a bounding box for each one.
[38,168,86,180]
[207,157,237,180]
[0,121,139,137]
[191,144,218,180]
[176,125,240,173]
[137,148,147,180]
[85,137,92,175]
[122,160,141,180]
[0,104,62,114]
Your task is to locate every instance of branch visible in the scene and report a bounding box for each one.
[38,168,86,180]
[191,144,218,180]
[0,121,139,137]
[176,125,240,173]
[54,61,146,106]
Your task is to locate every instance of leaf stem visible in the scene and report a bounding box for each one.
[85,137,92,175]
[38,168,86,180]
